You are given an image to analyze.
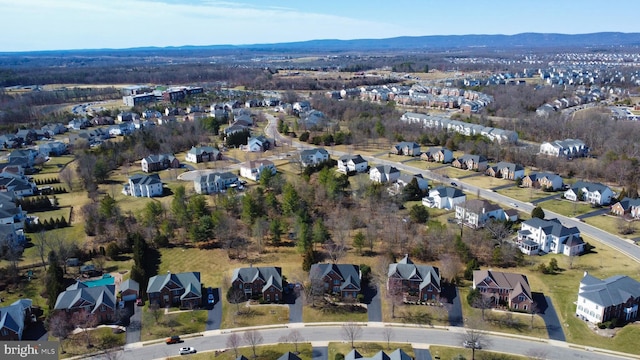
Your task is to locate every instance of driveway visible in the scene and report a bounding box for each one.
[530,193,560,205]
[365,285,382,322]
[441,284,463,326]
[288,292,303,323]
[312,346,328,360]
[126,301,141,344]
[492,183,515,191]
[414,348,433,360]
[532,293,565,341]
[206,288,223,331]
[576,207,609,220]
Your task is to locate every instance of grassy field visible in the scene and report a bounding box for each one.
[221,302,289,329]
[496,187,558,203]
[582,214,638,239]
[141,306,208,341]
[429,345,528,360]
[302,303,368,323]
[167,343,313,360]
[58,327,125,359]
[401,159,449,171]
[34,155,76,176]
[536,198,598,217]
[329,342,414,358]
[462,174,512,190]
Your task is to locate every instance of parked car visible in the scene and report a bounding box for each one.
[166,336,181,344]
[136,298,143,306]
[207,287,215,305]
[179,347,197,355]
[450,182,458,187]
[463,340,480,349]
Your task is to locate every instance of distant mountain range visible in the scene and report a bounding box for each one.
[4,32,640,55]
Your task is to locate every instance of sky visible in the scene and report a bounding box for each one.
[2,0,639,52]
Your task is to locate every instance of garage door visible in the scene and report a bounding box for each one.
[122,294,137,302]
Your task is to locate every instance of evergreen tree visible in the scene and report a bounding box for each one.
[46,251,64,309]
[531,206,545,219]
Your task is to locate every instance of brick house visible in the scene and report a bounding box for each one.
[231,266,283,303]
[521,172,564,191]
[387,255,441,302]
[0,299,33,340]
[146,272,202,309]
[185,146,221,163]
[141,154,180,172]
[473,270,534,311]
[452,154,488,171]
[576,272,640,324]
[54,282,116,323]
[309,263,361,300]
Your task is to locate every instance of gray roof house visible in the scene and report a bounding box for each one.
[576,272,640,324]
[346,349,412,360]
[194,172,238,194]
[392,142,421,156]
[54,282,116,323]
[231,266,283,303]
[300,148,330,167]
[0,299,33,340]
[147,272,202,308]
[310,263,361,299]
[564,181,614,206]
[518,218,584,256]
[388,255,441,302]
[369,165,400,184]
[422,186,466,210]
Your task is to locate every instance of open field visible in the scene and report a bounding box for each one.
[167,343,313,360]
[462,174,512,190]
[582,214,639,240]
[536,198,598,217]
[302,303,368,323]
[141,306,208,341]
[496,187,558,203]
[58,327,125,359]
[221,302,289,329]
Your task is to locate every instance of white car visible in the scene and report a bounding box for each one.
[463,341,480,349]
[179,347,197,355]
[510,202,518,207]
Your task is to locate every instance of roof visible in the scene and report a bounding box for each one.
[310,263,361,291]
[346,349,411,360]
[457,154,487,163]
[199,172,238,184]
[526,172,562,182]
[570,181,611,194]
[0,299,31,339]
[146,272,201,298]
[242,159,275,169]
[188,146,219,155]
[388,255,441,292]
[462,199,502,213]
[120,279,139,293]
[129,174,162,186]
[372,165,399,175]
[522,217,580,238]
[277,352,302,360]
[579,273,640,308]
[430,186,464,199]
[494,161,524,172]
[615,197,640,211]
[338,154,367,164]
[473,270,531,299]
[143,154,176,164]
[54,283,116,313]
[232,267,283,292]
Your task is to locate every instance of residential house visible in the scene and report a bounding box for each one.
[119,279,140,302]
[109,123,133,136]
[41,123,67,137]
[278,353,302,360]
[194,172,238,194]
[346,349,412,360]
[369,165,400,184]
[38,141,67,157]
[0,299,33,340]
[517,218,584,256]
[539,139,589,158]
[54,282,116,323]
[473,270,534,311]
[564,181,613,205]
[223,123,249,137]
[231,266,283,303]
[309,263,361,300]
[67,118,89,130]
[420,147,453,163]
[455,199,512,228]
[421,186,466,209]
[141,154,180,172]
[9,149,38,168]
[337,154,368,174]
[522,172,564,191]
[15,129,38,144]
[300,148,330,167]
[122,174,163,198]
[0,135,19,149]
[246,135,273,152]
[452,154,488,171]
[0,176,36,197]
[395,174,429,192]
[147,271,202,308]
[485,162,525,180]
[239,160,277,181]
[185,146,221,163]
[611,197,640,218]
[116,112,140,123]
[391,142,421,156]
[576,272,640,324]
[387,255,441,302]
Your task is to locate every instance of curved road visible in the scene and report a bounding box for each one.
[115,325,630,360]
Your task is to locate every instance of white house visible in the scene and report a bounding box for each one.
[564,181,613,205]
[576,272,640,324]
[539,139,589,158]
[454,199,508,228]
[369,165,400,184]
[194,172,238,194]
[517,218,584,256]
[239,160,276,181]
[337,154,368,174]
[300,148,330,167]
[122,174,163,198]
[246,135,273,152]
[395,174,429,192]
[185,146,220,163]
[422,186,465,210]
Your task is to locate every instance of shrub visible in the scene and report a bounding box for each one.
[335,354,345,360]
[356,294,364,303]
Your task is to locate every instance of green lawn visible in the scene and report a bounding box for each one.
[496,187,557,203]
[401,159,448,171]
[463,175,512,190]
[221,301,289,329]
[302,303,368,323]
[29,206,72,223]
[58,327,125,359]
[582,214,638,239]
[141,306,208,341]
[168,343,313,360]
[34,155,75,175]
[429,346,528,360]
[536,198,597,217]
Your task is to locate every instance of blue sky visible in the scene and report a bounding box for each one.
[2,0,639,52]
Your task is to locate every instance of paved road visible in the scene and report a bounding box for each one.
[367,285,382,322]
[312,346,328,360]
[114,326,629,360]
[206,288,222,331]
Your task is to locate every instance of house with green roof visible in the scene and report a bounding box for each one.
[147,271,202,309]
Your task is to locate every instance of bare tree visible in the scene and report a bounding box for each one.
[34,231,49,271]
[460,323,489,360]
[438,253,463,285]
[288,329,304,354]
[243,330,263,358]
[72,309,99,348]
[473,295,494,322]
[228,287,246,315]
[341,322,362,348]
[226,332,242,358]
[383,327,394,350]
[148,303,163,324]
[305,267,326,307]
[47,312,73,354]
[59,166,74,191]
[529,302,539,330]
